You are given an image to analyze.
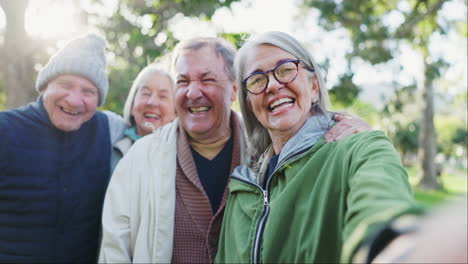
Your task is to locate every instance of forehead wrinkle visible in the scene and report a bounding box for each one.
[178,70,218,80]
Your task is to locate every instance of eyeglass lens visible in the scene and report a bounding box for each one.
[245,61,298,94]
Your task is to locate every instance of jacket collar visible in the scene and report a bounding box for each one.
[30,96,56,129]
[275,112,334,170]
[233,113,334,185]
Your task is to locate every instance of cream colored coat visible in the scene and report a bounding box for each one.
[99,120,178,263]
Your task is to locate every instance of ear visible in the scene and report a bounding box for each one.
[230,82,238,103]
[39,83,49,95]
[311,75,320,98]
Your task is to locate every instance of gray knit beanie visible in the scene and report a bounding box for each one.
[35,33,109,106]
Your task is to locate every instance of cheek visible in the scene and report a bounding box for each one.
[84,96,99,111]
[42,94,53,111]
[130,103,142,121]
[42,89,58,107]
[174,90,184,107]
[161,103,173,115]
[130,107,137,119]
[247,96,264,117]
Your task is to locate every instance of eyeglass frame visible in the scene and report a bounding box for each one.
[241,59,315,95]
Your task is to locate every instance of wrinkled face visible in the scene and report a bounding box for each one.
[174,46,237,142]
[243,44,318,139]
[42,74,99,132]
[131,73,176,136]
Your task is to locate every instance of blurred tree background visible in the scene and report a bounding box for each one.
[0,0,466,194]
[304,0,467,190]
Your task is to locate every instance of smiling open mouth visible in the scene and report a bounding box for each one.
[189,106,210,113]
[269,98,295,112]
[60,107,80,115]
[144,113,160,120]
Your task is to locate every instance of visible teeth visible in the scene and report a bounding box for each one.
[61,107,79,115]
[269,98,294,110]
[272,103,292,113]
[190,106,209,113]
[145,113,159,119]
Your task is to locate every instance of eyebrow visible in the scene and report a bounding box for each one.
[176,74,189,80]
[176,71,217,80]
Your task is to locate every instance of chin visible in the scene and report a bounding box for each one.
[185,124,212,136]
[268,120,299,131]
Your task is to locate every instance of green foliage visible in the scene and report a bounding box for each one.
[328,73,360,107]
[435,115,468,157]
[330,98,379,127]
[303,0,451,103]
[394,121,420,155]
[382,83,417,115]
[307,0,465,191]
[425,58,450,81]
[379,83,420,156]
[91,0,240,113]
[452,127,468,146]
[219,32,249,49]
[306,0,399,64]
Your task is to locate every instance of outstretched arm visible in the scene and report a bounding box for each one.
[372,199,467,263]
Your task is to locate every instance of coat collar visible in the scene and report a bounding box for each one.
[233,113,334,185]
[175,111,243,223]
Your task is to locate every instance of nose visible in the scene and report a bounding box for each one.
[146,94,159,106]
[186,81,203,100]
[265,71,281,94]
[65,89,84,107]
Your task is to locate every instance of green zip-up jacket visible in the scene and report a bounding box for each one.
[216,117,421,263]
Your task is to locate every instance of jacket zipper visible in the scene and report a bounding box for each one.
[231,147,313,263]
[252,188,270,264]
[230,175,270,264]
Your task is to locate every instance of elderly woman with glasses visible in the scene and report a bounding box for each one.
[215,31,422,263]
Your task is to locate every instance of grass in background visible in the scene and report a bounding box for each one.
[406,165,467,208]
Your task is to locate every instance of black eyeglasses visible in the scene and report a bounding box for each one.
[242,60,313,95]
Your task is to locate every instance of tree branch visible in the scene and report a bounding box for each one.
[395,0,449,38]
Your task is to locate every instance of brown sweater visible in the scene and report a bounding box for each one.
[172,112,243,263]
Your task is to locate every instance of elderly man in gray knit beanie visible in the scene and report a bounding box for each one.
[36,32,109,106]
[0,33,126,263]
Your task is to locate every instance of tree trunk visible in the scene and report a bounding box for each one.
[417,56,441,190]
[0,0,37,109]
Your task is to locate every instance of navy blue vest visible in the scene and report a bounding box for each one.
[0,97,111,262]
